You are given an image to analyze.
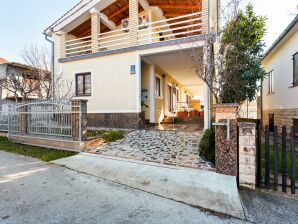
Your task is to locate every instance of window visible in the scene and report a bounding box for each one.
[293,52,298,86]
[75,72,91,96]
[155,76,162,97]
[268,70,274,94]
[186,95,192,106]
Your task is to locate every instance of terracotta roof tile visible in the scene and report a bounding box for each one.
[0,57,9,64]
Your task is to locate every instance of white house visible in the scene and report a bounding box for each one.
[44,0,219,129]
[262,15,298,132]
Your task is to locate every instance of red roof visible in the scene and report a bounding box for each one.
[0,57,9,64]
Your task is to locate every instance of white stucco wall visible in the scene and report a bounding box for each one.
[60,51,140,113]
[262,26,298,110]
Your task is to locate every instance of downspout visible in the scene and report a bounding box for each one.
[44,31,55,100]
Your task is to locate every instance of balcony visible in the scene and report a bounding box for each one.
[63,11,205,59]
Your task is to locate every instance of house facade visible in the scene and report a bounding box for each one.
[44,0,219,129]
[262,15,298,132]
[0,58,45,102]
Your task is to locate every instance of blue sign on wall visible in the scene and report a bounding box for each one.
[130,65,136,75]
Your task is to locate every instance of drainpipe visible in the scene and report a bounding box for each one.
[44,31,55,100]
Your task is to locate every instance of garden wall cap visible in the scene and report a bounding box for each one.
[238,122,256,127]
[213,103,239,108]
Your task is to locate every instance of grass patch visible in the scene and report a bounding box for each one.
[0,136,77,162]
[261,143,298,179]
[86,130,125,142]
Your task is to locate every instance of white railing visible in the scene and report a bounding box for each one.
[66,36,92,57]
[64,11,203,57]
[138,12,202,45]
[97,27,130,51]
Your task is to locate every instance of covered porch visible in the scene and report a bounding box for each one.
[140,47,211,131]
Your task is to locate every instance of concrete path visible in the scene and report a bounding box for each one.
[53,153,245,219]
[0,151,247,224]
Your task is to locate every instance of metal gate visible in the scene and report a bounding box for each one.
[256,125,297,194]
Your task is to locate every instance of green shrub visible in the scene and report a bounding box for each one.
[199,129,215,164]
[102,130,124,142]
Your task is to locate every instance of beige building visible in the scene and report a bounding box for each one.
[44,0,219,129]
[262,15,298,132]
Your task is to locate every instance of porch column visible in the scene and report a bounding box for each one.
[204,83,211,130]
[129,0,138,46]
[149,64,155,123]
[90,8,100,54]
[59,32,67,58]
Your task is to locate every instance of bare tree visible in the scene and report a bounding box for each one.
[2,65,42,102]
[3,43,73,101]
[183,0,253,104]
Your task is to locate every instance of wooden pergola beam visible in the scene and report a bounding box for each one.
[108,4,129,20]
[155,5,201,10]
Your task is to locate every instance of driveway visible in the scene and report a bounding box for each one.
[0,151,245,224]
[88,130,212,170]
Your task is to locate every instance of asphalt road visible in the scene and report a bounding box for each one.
[0,151,246,224]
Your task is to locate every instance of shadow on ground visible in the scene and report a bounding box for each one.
[240,189,298,224]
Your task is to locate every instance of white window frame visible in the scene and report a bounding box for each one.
[268,70,274,94]
[155,75,163,98]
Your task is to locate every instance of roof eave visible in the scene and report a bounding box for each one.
[262,14,298,61]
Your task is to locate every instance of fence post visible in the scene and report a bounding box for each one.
[19,104,27,135]
[290,127,296,194]
[282,126,287,193]
[71,100,88,148]
[238,122,257,189]
[214,104,238,177]
[256,124,262,188]
[265,126,270,190]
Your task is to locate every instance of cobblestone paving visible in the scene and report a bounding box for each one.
[89,130,213,170]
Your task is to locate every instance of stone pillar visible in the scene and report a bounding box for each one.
[90,8,100,54]
[129,0,138,46]
[214,104,238,176]
[59,32,67,58]
[201,0,209,34]
[238,122,256,189]
[71,100,88,143]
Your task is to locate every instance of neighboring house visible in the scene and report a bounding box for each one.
[262,15,298,132]
[0,58,46,102]
[44,0,219,129]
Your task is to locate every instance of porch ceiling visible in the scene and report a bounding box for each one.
[68,0,202,38]
[143,49,204,96]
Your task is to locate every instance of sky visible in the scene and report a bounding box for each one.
[0,0,297,63]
